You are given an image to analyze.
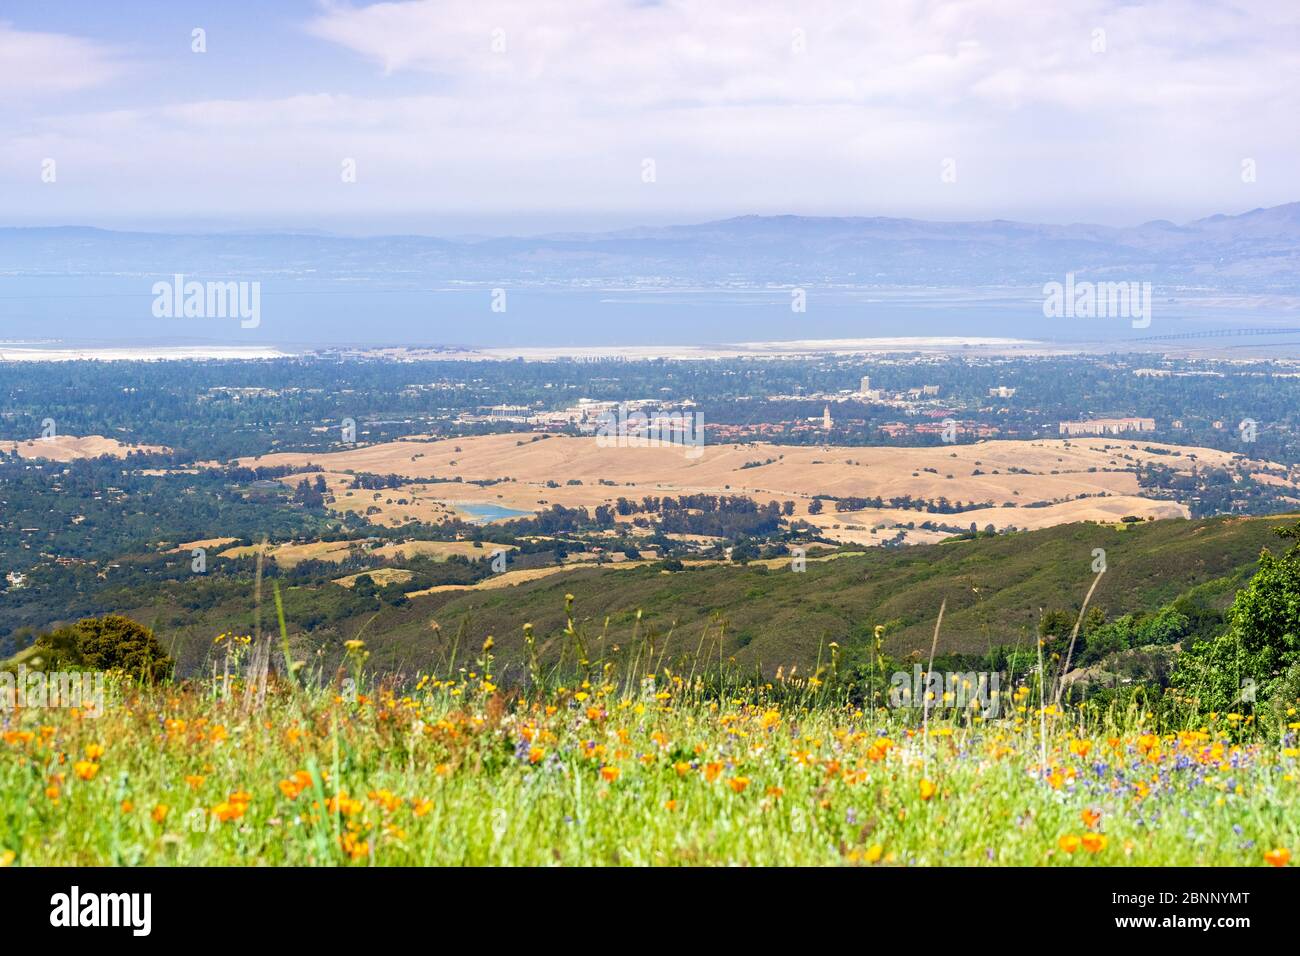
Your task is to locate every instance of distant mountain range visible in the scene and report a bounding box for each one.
[4,203,1300,290]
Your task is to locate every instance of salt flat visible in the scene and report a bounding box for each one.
[0,346,290,362]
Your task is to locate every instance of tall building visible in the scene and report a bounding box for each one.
[823,405,832,430]
[859,375,871,394]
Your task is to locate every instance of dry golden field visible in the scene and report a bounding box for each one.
[169,537,241,553]
[203,537,520,571]
[284,472,464,527]
[0,434,169,460]
[216,539,361,568]
[332,567,415,588]
[235,433,1298,543]
[369,540,516,562]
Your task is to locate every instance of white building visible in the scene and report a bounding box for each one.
[1058,417,1155,436]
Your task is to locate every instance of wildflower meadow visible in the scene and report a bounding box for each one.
[2,602,1297,868]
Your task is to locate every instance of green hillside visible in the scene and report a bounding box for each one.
[413,514,1291,673]
[86,512,1297,680]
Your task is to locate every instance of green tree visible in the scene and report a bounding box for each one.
[1172,522,1300,718]
[1039,609,1074,641]
[33,615,172,682]
[1136,605,1190,645]
[1081,605,1107,635]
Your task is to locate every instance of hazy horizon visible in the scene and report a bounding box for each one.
[5,1,1300,348]
[6,198,1300,240]
[4,0,1300,233]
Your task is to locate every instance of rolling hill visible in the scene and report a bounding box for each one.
[235,431,1288,546]
[100,512,1298,680]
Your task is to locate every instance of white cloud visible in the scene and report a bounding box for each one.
[2,1,1299,227]
[302,0,1300,115]
[0,21,125,100]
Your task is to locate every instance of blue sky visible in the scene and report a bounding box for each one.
[2,0,1299,235]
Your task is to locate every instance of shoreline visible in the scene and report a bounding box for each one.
[1,337,1047,363]
[5,335,1300,362]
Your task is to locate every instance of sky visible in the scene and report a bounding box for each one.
[2,0,1299,236]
